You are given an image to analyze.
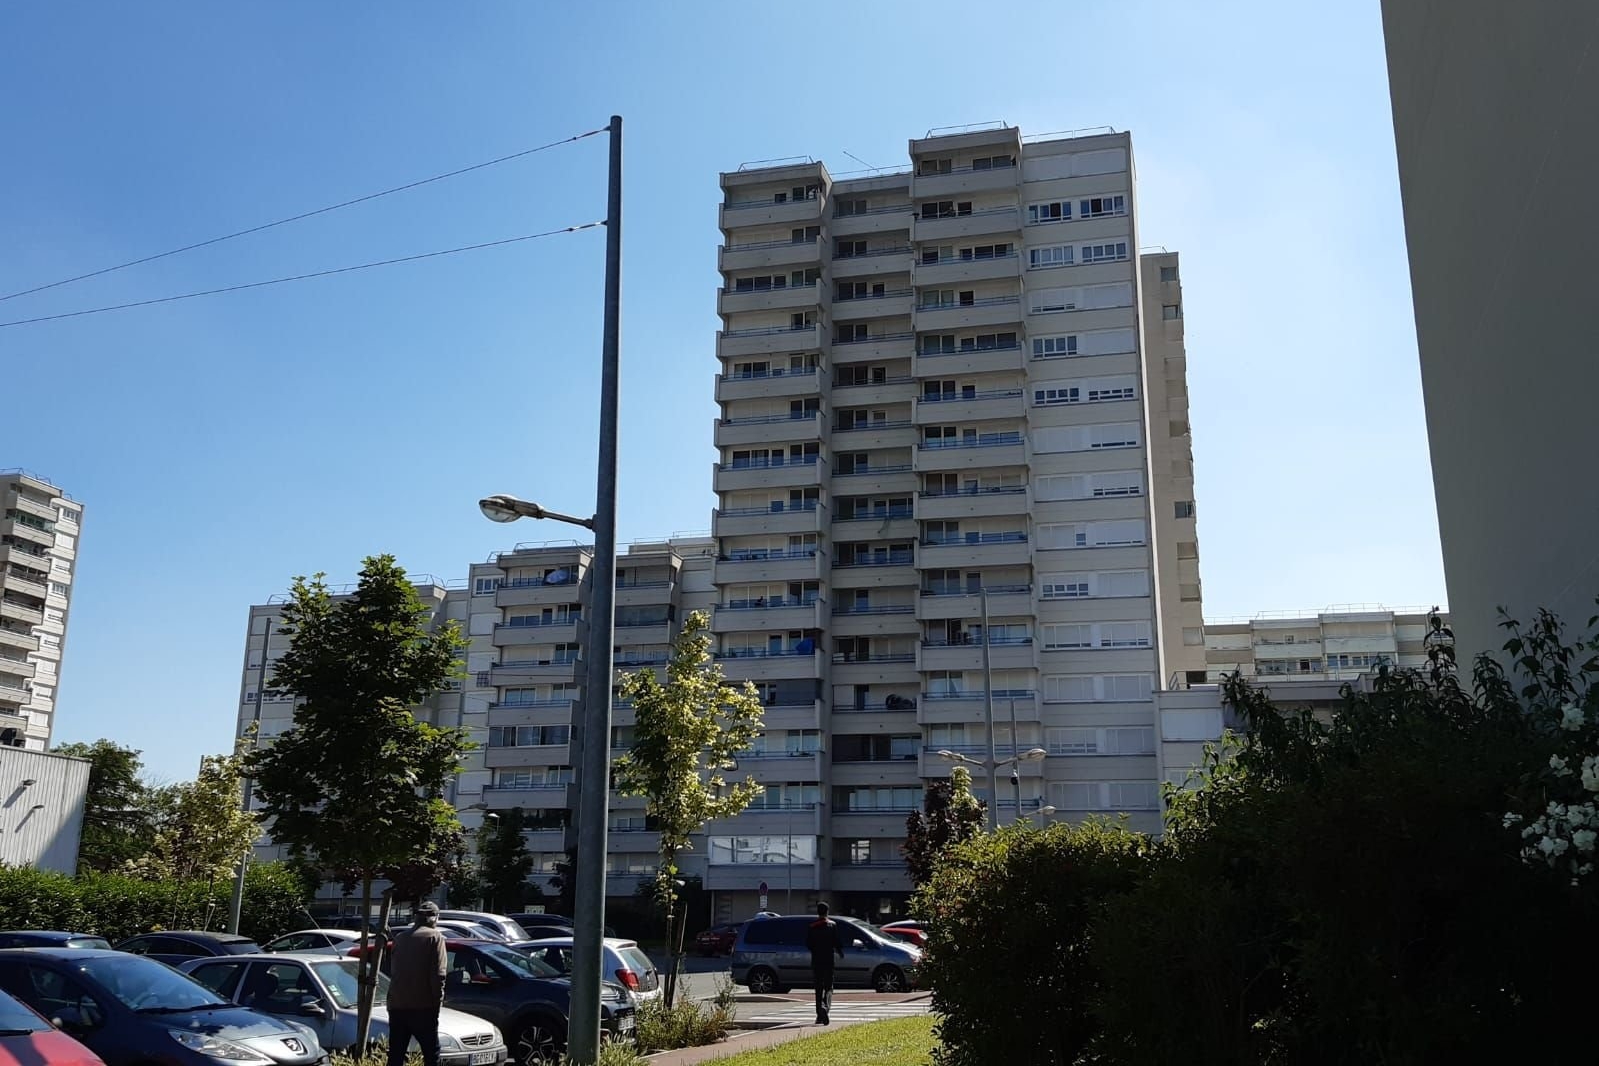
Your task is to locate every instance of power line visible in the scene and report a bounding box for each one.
[0,125,609,304]
[0,222,604,328]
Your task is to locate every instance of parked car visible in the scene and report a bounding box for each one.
[730,914,920,994]
[692,923,742,957]
[879,923,926,948]
[261,930,363,957]
[112,931,262,967]
[436,912,532,943]
[437,920,509,942]
[181,952,506,1065]
[0,948,325,1066]
[0,984,105,1064]
[0,931,112,950]
[506,914,571,929]
[512,938,660,1003]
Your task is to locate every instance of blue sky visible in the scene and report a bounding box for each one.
[0,0,1442,781]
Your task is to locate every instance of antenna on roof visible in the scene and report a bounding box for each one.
[842,150,879,171]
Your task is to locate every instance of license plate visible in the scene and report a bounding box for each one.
[617,1016,636,1033]
[469,1051,498,1065]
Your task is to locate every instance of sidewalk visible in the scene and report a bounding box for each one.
[642,1017,867,1065]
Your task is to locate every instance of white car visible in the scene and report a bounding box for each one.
[182,952,508,1065]
[262,929,364,956]
[514,936,662,1004]
[437,910,534,943]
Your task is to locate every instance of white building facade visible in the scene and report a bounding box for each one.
[0,469,83,750]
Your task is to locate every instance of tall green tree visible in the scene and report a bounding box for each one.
[245,555,470,1048]
[480,808,537,912]
[903,764,986,888]
[51,739,155,874]
[125,736,259,886]
[613,610,765,1006]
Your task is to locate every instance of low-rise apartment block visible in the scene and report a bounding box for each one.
[0,469,83,750]
[1204,606,1446,683]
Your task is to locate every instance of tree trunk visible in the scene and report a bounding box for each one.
[662,889,678,1010]
[356,875,375,1050]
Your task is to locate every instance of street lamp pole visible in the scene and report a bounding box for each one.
[1006,696,1021,823]
[979,589,999,831]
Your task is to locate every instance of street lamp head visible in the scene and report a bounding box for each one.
[1019,748,1049,762]
[484,812,500,822]
[935,749,962,762]
[479,494,537,523]
[1035,805,1057,817]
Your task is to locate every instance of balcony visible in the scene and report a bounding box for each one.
[831,290,914,321]
[918,690,1039,724]
[706,861,820,894]
[831,374,917,405]
[713,456,825,494]
[919,531,1031,569]
[916,486,1029,522]
[914,435,1026,474]
[831,652,919,686]
[919,744,1045,779]
[911,206,1021,243]
[913,388,1025,425]
[718,322,825,360]
[919,636,1037,673]
[830,420,919,452]
[710,598,825,633]
[0,708,28,734]
[1323,635,1399,656]
[0,678,29,705]
[715,367,825,404]
[829,465,916,497]
[486,700,579,728]
[0,628,38,654]
[0,655,34,680]
[615,618,675,648]
[712,548,824,585]
[492,618,582,647]
[911,161,1021,198]
[910,344,1025,378]
[481,782,573,806]
[484,743,571,769]
[718,194,823,231]
[1,569,49,599]
[491,658,581,684]
[830,864,913,893]
[831,511,918,543]
[709,804,823,838]
[914,295,1023,333]
[718,279,824,316]
[714,648,824,683]
[918,584,1032,621]
[829,603,919,637]
[830,204,913,237]
[714,411,825,449]
[0,544,49,570]
[0,520,52,548]
[914,252,1021,286]
[829,809,917,837]
[831,246,914,279]
[712,502,827,539]
[718,237,822,274]
[830,551,919,588]
[495,574,583,609]
[739,751,824,780]
[615,579,676,608]
[0,599,43,627]
[829,330,915,365]
[5,493,56,523]
[757,700,825,732]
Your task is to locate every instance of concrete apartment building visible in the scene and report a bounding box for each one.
[0,469,83,750]
[708,124,1205,919]
[1382,2,1599,658]
[1203,606,1447,684]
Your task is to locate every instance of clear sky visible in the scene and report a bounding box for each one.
[0,0,1443,781]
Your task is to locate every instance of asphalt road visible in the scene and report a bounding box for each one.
[647,950,734,1003]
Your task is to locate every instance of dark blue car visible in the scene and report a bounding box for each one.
[112,931,261,967]
[0,948,327,1065]
[0,930,111,950]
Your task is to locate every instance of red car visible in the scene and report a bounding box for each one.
[693,923,743,956]
[880,921,927,947]
[0,986,103,1065]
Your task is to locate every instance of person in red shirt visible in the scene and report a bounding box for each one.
[803,903,847,1025]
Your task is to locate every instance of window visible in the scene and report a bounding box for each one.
[1079,241,1128,264]
[835,198,869,217]
[1033,423,1142,454]
[1040,578,1090,599]
[48,583,68,597]
[1028,245,1073,269]
[1105,675,1153,701]
[962,242,1012,260]
[473,577,500,595]
[1028,201,1070,224]
[488,725,571,748]
[1035,472,1144,500]
[792,226,820,244]
[1034,386,1080,406]
[1174,500,1195,519]
[1159,265,1178,282]
[1162,304,1182,320]
[836,323,869,343]
[1042,624,1092,650]
[1037,520,1146,551]
[917,158,953,176]
[970,154,1015,170]
[835,239,867,258]
[1078,195,1127,218]
[1033,335,1078,358]
[1030,287,1073,313]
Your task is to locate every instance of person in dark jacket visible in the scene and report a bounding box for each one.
[804,902,847,1025]
[386,900,447,1066]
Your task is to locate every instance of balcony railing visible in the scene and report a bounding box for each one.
[923,689,1036,702]
[496,658,580,669]
[920,532,1028,546]
[832,604,915,616]
[919,159,1016,176]
[833,464,913,477]
[717,456,821,472]
[834,203,911,218]
[615,653,670,667]
[919,388,1025,404]
[833,552,915,568]
[717,503,822,517]
[836,805,919,814]
[486,782,572,792]
[916,342,1022,358]
[833,331,914,346]
[834,374,913,389]
[833,859,908,868]
[916,295,1021,312]
[716,648,819,660]
[831,652,917,664]
[923,744,1037,757]
[921,583,1031,597]
[918,433,1024,450]
[720,413,821,427]
[725,195,819,211]
[833,245,912,261]
[836,506,913,520]
[614,617,672,628]
[488,699,577,710]
[835,288,913,303]
[717,597,823,610]
[725,236,819,252]
[834,421,913,435]
[497,616,581,630]
[716,367,822,383]
[739,750,823,760]
[742,800,821,812]
[615,579,674,589]
[919,251,1019,267]
[921,636,1034,647]
[723,324,817,339]
[718,548,820,563]
[503,574,580,589]
[919,486,1027,498]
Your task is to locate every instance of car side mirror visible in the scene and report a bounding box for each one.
[298,997,326,1017]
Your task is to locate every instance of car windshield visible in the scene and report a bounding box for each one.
[220,939,262,955]
[474,943,553,979]
[619,946,654,974]
[66,937,111,950]
[80,955,228,1012]
[499,919,532,941]
[312,960,389,1009]
[466,923,506,941]
[0,988,48,1033]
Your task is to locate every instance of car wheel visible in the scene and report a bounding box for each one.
[512,1015,566,1066]
[746,966,781,994]
[873,965,907,993]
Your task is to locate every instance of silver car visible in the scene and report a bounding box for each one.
[436,911,532,943]
[261,929,363,956]
[182,952,507,1065]
[731,915,920,993]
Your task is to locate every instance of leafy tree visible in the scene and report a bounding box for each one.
[614,611,765,1006]
[903,765,985,888]
[480,808,537,912]
[125,736,259,886]
[548,848,577,916]
[245,555,470,1048]
[52,739,155,874]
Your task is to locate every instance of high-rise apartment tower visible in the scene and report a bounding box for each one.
[0,469,82,749]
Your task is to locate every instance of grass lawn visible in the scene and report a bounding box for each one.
[701,1016,937,1066]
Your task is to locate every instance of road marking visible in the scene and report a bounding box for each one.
[741,1000,933,1025]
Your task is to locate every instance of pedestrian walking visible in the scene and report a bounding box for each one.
[805,902,846,1025]
[386,900,447,1066]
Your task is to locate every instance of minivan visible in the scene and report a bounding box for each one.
[730,915,919,993]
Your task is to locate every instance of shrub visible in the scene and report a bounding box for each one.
[913,818,1160,1066]
[634,995,733,1052]
[0,861,309,944]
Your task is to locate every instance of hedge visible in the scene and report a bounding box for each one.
[0,861,311,944]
